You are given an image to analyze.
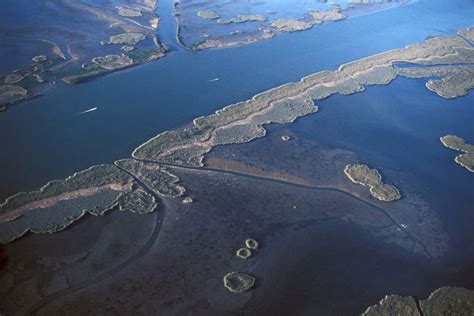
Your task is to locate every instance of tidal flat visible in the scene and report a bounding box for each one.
[206,129,447,259]
[1,27,473,247]
[0,16,473,313]
[1,163,470,314]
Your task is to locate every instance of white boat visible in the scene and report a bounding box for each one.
[78,107,98,115]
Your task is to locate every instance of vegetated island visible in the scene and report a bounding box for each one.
[0,27,473,245]
[0,162,183,243]
[223,272,256,293]
[440,135,474,172]
[132,29,474,168]
[362,286,474,315]
[236,248,252,259]
[235,238,259,259]
[173,0,411,51]
[0,0,167,111]
[344,164,401,202]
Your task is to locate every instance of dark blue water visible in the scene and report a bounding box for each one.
[292,76,474,260]
[0,0,473,201]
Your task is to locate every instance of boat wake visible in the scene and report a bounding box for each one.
[77,107,98,115]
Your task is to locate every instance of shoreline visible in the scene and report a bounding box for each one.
[174,0,415,51]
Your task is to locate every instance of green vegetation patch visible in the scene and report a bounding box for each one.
[197,11,220,20]
[440,135,474,153]
[398,65,474,99]
[217,15,266,24]
[92,55,134,71]
[59,64,108,84]
[309,10,346,23]
[0,85,28,107]
[126,47,167,63]
[182,197,193,204]
[362,295,419,315]
[103,32,146,46]
[132,33,474,169]
[118,7,143,18]
[32,55,48,63]
[440,135,474,173]
[0,164,130,212]
[344,164,401,201]
[0,164,157,243]
[4,73,26,85]
[223,272,255,293]
[115,159,185,197]
[245,238,259,250]
[363,287,474,316]
[420,287,474,314]
[236,248,252,259]
[459,26,474,44]
[0,189,122,243]
[270,19,313,32]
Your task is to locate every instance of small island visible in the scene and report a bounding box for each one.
[344,164,401,202]
[223,272,256,293]
[236,248,252,259]
[173,0,410,51]
[440,135,474,172]
[245,238,259,250]
[197,10,220,20]
[0,0,167,111]
[1,28,473,245]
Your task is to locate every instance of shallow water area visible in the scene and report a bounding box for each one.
[292,76,474,262]
[1,0,474,314]
[1,0,473,201]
